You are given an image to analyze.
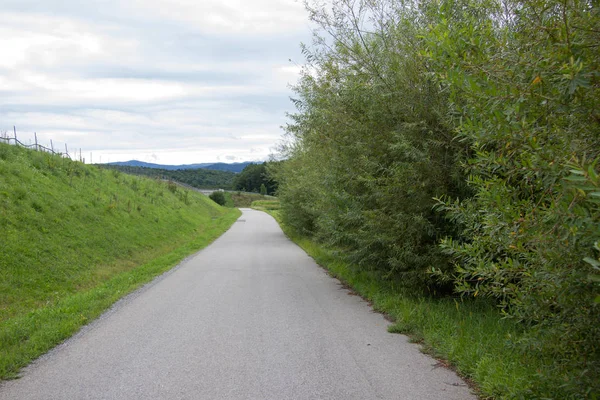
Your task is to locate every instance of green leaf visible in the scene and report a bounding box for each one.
[564,175,587,182]
[583,257,600,269]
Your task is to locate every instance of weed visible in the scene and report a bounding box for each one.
[167,181,178,194]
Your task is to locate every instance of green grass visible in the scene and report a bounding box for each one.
[0,143,240,379]
[250,199,281,212]
[269,218,579,399]
[224,191,275,208]
[222,191,235,208]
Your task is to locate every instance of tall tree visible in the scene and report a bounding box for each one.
[276,0,468,289]
[234,162,277,195]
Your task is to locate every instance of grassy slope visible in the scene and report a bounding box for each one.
[0,143,240,379]
[253,200,567,400]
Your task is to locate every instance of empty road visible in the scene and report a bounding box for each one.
[0,209,475,400]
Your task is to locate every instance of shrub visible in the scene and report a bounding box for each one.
[209,191,225,206]
[425,0,600,394]
[275,0,468,291]
[276,0,599,395]
[167,180,178,194]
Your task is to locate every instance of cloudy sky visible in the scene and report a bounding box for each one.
[0,0,311,164]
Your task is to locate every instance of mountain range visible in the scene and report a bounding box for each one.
[104,160,256,173]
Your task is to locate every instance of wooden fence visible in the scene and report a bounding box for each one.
[1,126,86,162]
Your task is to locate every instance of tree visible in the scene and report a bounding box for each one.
[424,0,599,391]
[233,162,278,195]
[276,0,467,289]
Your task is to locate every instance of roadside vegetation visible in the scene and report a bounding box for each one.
[250,199,281,213]
[0,143,240,379]
[272,0,599,398]
[215,191,276,208]
[275,225,552,399]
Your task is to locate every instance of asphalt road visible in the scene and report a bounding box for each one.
[0,209,475,400]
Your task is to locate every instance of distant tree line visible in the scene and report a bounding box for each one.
[233,162,278,195]
[271,0,599,396]
[99,165,236,189]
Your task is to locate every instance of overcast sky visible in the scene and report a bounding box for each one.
[0,0,311,164]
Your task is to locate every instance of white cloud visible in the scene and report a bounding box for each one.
[0,13,139,69]
[0,0,311,164]
[129,0,307,35]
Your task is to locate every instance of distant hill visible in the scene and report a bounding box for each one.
[105,160,255,173]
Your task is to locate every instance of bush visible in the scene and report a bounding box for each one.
[274,0,468,291]
[167,180,178,194]
[424,0,600,394]
[276,0,600,396]
[208,191,225,206]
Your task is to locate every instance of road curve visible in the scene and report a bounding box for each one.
[0,209,475,400]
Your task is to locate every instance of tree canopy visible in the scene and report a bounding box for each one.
[234,162,278,195]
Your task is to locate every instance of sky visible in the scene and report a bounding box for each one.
[0,0,312,164]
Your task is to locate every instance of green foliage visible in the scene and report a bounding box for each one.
[233,162,278,195]
[0,143,240,378]
[209,191,226,206]
[423,0,600,393]
[99,164,235,189]
[167,180,178,193]
[276,0,467,290]
[277,0,599,397]
[280,225,543,400]
[222,191,235,208]
[269,153,321,236]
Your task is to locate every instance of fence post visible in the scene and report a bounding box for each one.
[65,143,69,158]
[50,139,54,153]
[13,126,17,145]
[34,132,38,151]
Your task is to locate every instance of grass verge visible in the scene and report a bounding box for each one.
[250,199,281,212]
[258,201,572,399]
[0,215,238,379]
[225,192,276,208]
[0,143,241,379]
